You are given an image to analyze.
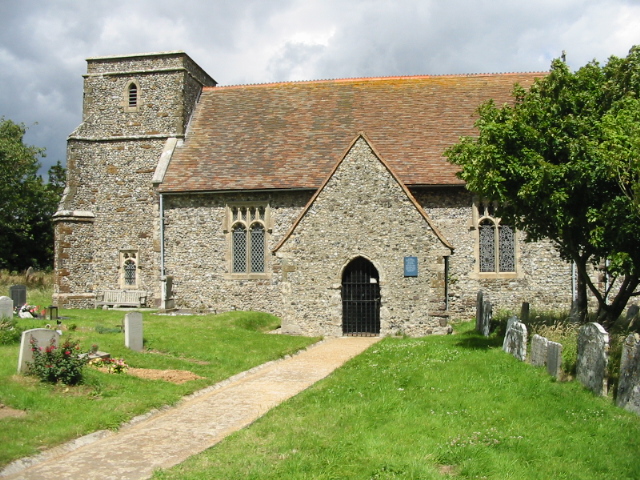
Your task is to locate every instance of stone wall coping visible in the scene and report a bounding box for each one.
[153,138,181,184]
[68,134,185,143]
[53,210,95,222]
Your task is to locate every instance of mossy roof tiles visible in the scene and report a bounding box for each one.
[159,72,542,193]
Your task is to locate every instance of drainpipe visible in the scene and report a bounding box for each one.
[160,193,165,278]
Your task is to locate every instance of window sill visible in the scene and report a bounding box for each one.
[224,273,272,280]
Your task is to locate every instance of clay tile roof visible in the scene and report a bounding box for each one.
[159,72,543,193]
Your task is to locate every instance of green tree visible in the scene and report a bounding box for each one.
[0,119,65,271]
[446,46,640,328]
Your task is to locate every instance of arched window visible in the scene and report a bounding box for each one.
[124,80,140,111]
[232,224,247,273]
[128,83,138,107]
[227,204,270,277]
[475,200,515,274]
[124,259,137,285]
[120,250,139,287]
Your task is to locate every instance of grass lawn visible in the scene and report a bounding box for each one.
[0,308,320,467]
[153,322,640,480]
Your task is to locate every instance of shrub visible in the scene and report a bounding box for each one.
[0,317,23,345]
[27,336,89,385]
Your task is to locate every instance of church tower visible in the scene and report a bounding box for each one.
[53,52,216,307]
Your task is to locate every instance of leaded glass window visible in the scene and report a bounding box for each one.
[475,199,516,274]
[250,224,265,273]
[232,224,247,273]
[479,219,496,272]
[227,204,269,276]
[124,259,136,286]
[499,225,515,272]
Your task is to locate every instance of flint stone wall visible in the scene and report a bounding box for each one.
[416,189,573,315]
[276,138,449,337]
[54,53,214,308]
[162,190,310,314]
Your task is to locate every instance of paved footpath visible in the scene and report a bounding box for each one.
[1,336,380,480]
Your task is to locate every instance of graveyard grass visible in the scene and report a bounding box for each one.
[153,322,640,480]
[0,305,320,467]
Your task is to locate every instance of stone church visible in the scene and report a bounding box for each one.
[53,51,574,336]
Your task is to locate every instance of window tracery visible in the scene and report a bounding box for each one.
[474,200,516,275]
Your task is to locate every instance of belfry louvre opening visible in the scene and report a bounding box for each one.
[342,257,380,336]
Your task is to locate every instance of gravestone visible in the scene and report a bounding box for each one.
[616,333,640,415]
[503,319,527,361]
[475,291,484,334]
[124,312,143,351]
[17,328,61,374]
[546,341,563,378]
[0,296,13,319]
[520,302,530,323]
[9,285,27,309]
[530,334,548,367]
[576,322,609,396]
[477,300,492,337]
[616,304,639,330]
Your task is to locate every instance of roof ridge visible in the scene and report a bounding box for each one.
[207,71,546,90]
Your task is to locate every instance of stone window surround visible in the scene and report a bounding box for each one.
[470,198,521,279]
[223,202,272,280]
[119,249,140,287]
[124,79,140,112]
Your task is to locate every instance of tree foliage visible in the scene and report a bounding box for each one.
[446,46,640,328]
[0,118,65,271]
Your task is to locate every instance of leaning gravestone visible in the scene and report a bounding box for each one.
[546,341,563,379]
[478,300,492,337]
[0,296,13,319]
[475,291,484,334]
[616,304,639,330]
[17,328,61,374]
[576,322,609,396]
[616,333,640,415]
[124,312,143,352]
[520,302,530,323]
[530,334,549,367]
[9,285,27,309]
[503,318,527,361]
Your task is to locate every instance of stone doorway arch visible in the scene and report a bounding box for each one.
[342,257,380,336]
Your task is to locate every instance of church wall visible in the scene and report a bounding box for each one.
[54,52,214,308]
[161,191,311,313]
[275,138,451,337]
[415,189,574,316]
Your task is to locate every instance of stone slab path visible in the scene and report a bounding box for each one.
[1,336,380,480]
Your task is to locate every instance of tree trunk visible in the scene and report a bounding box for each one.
[595,274,640,329]
[569,270,588,323]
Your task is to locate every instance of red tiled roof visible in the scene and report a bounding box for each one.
[159,73,542,193]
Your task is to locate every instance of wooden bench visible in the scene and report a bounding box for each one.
[94,290,148,309]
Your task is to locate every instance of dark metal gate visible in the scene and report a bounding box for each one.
[342,257,380,336]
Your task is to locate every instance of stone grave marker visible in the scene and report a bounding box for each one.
[530,334,548,367]
[546,341,563,378]
[17,328,61,374]
[475,291,484,334]
[503,319,527,361]
[9,285,26,309]
[0,296,13,319]
[576,322,609,396]
[616,333,640,415]
[124,312,143,351]
[520,302,530,323]
[616,304,639,330]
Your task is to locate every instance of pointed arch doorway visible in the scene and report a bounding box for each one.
[342,257,381,336]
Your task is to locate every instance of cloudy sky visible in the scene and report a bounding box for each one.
[1,0,639,177]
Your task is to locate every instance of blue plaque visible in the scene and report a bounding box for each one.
[404,256,418,277]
